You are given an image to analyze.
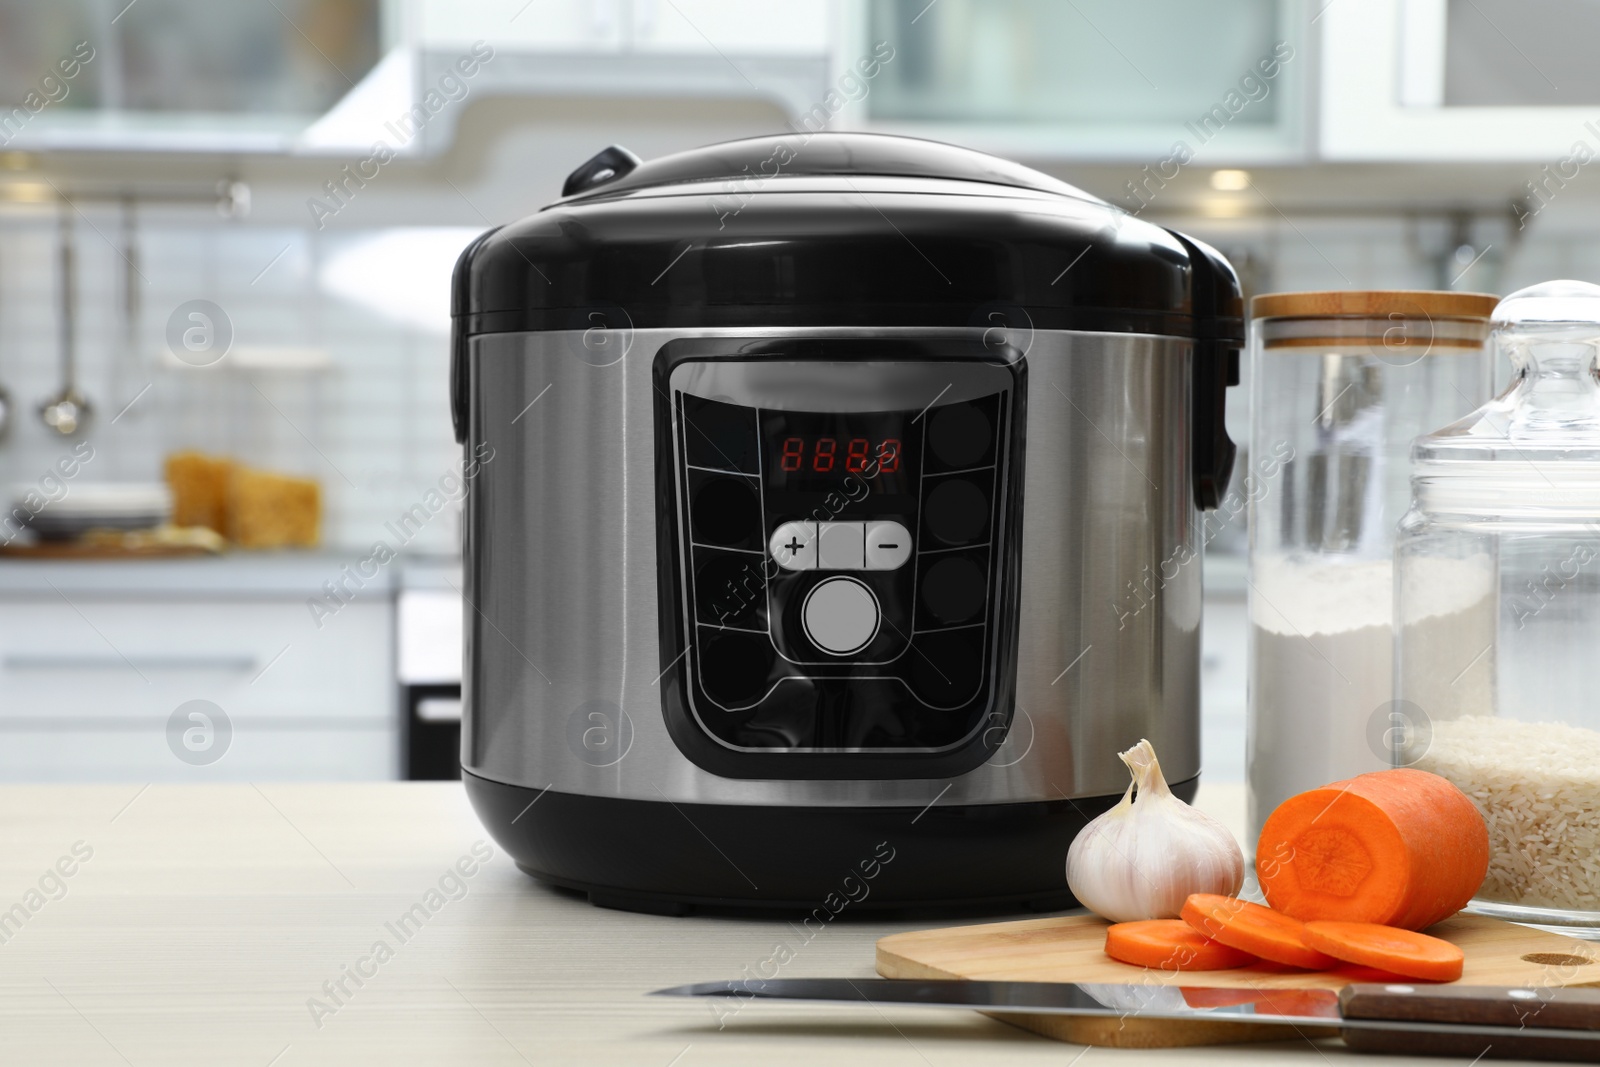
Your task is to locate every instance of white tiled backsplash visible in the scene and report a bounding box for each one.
[0,203,1585,554]
[0,209,469,553]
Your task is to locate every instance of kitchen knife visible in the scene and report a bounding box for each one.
[652,978,1600,1061]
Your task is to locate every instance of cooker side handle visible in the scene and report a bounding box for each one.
[450,225,505,445]
[1169,232,1244,511]
[1192,338,1242,511]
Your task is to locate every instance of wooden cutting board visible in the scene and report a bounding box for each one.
[877,913,1600,1048]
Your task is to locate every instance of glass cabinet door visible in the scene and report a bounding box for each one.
[861,0,1304,160]
[0,0,384,149]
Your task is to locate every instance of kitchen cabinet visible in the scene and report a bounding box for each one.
[851,0,1308,163]
[0,568,397,781]
[0,0,389,153]
[412,0,623,51]
[409,0,834,149]
[630,0,831,55]
[415,0,829,55]
[397,567,464,780]
[1320,0,1600,161]
[0,0,835,156]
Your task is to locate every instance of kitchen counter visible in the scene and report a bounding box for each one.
[0,551,461,598]
[0,780,1451,1065]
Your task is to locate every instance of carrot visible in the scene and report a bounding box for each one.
[1333,964,1416,983]
[1180,893,1338,969]
[1256,768,1488,930]
[1104,920,1257,971]
[1300,921,1465,982]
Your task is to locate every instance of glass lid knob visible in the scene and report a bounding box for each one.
[1493,279,1600,327]
[1413,279,1600,486]
[1492,279,1600,378]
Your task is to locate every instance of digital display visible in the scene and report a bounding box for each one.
[761,409,920,493]
[777,437,901,475]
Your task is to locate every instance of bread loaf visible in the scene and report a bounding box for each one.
[228,467,321,549]
[164,450,321,548]
[164,451,235,535]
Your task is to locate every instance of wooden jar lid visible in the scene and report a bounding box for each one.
[1250,290,1499,321]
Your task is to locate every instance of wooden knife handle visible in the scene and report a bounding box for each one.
[1338,983,1600,1062]
[1341,983,1600,1030]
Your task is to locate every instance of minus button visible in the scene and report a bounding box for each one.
[864,521,912,571]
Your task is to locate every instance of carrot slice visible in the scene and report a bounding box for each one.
[1180,893,1339,969]
[1249,988,1340,1019]
[1104,920,1257,971]
[1300,921,1465,982]
[1181,987,1268,1008]
[1256,768,1488,930]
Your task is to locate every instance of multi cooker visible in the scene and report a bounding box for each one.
[451,133,1242,914]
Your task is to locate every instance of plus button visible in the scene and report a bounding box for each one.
[768,521,818,571]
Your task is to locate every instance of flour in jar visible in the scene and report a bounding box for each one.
[1247,554,1494,847]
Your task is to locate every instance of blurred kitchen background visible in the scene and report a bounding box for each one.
[0,0,1592,781]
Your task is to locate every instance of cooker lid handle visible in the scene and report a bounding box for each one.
[562,145,642,198]
[1167,232,1244,511]
[1192,341,1241,511]
[450,224,506,444]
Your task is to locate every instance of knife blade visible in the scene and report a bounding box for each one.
[652,979,1600,1061]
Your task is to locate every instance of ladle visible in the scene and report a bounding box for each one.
[40,199,90,436]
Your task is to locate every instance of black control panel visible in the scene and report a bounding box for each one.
[652,338,1025,780]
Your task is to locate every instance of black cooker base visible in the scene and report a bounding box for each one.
[463,770,1200,917]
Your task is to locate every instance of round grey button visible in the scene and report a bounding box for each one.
[802,576,880,656]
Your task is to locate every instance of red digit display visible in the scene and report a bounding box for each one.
[877,439,901,474]
[767,430,909,481]
[845,437,870,473]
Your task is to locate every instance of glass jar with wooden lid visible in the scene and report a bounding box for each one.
[1246,290,1496,852]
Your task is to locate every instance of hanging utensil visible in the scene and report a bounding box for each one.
[0,237,12,442]
[110,195,141,421]
[40,199,90,436]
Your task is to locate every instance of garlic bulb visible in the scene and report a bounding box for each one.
[1065,739,1243,923]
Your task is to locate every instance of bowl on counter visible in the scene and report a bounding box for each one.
[10,482,172,541]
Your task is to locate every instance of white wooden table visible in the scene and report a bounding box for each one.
[0,781,1442,1065]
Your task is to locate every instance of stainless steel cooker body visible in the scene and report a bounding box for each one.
[461,325,1202,811]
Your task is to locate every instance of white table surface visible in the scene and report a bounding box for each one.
[0,780,1473,1065]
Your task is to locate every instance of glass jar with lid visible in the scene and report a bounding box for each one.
[1396,280,1600,935]
[1247,291,1496,851]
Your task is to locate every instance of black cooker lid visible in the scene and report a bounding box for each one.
[450,133,1242,507]
[452,132,1242,341]
[557,133,1099,202]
